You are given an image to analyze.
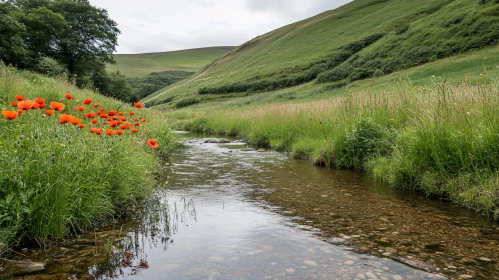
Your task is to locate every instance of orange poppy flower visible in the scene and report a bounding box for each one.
[65,93,74,100]
[110,121,118,127]
[78,124,86,129]
[129,112,135,116]
[77,106,85,112]
[2,110,18,120]
[93,104,99,108]
[119,116,127,121]
[85,111,96,119]
[99,113,109,119]
[118,112,124,116]
[119,124,129,130]
[35,98,45,104]
[108,110,117,116]
[70,117,82,125]
[141,119,146,123]
[106,129,115,136]
[147,139,159,148]
[59,114,72,124]
[83,98,92,105]
[18,100,35,111]
[17,109,23,116]
[116,130,124,136]
[15,95,25,101]
[32,103,40,110]
[39,103,46,109]
[134,102,143,109]
[131,129,139,133]
[50,101,65,112]
[45,110,55,116]
[91,119,98,124]
[95,128,103,135]
[12,101,18,107]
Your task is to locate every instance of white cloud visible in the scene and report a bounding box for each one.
[89,0,353,54]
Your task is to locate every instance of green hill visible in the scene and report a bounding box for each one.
[107,46,235,77]
[143,0,499,107]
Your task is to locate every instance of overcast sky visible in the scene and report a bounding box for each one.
[88,0,353,54]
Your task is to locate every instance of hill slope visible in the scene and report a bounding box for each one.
[144,0,499,106]
[107,46,235,77]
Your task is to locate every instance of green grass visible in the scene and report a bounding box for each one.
[107,46,234,78]
[144,0,499,107]
[167,79,499,218]
[0,65,174,254]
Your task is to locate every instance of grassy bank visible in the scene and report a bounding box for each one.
[0,65,173,254]
[169,78,499,218]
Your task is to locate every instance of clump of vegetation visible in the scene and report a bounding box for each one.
[0,65,172,254]
[128,71,193,99]
[172,77,499,218]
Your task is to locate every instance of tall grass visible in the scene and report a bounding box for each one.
[0,65,173,254]
[172,78,499,217]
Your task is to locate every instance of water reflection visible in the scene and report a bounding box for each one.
[4,135,498,279]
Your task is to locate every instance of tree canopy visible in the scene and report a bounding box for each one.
[0,0,136,102]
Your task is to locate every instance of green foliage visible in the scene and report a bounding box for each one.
[175,97,199,108]
[128,71,193,99]
[32,56,65,77]
[0,2,27,66]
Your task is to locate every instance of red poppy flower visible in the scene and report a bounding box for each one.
[134,122,140,126]
[45,110,55,116]
[12,101,18,107]
[39,103,46,109]
[77,106,85,112]
[15,95,25,101]
[2,110,18,120]
[129,112,135,116]
[106,129,115,136]
[50,101,65,112]
[32,103,40,110]
[78,124,86,129]
[108,110,117,116]
[93,104,99,108]
[35,98,45,104]
[118,112,124,116]
[18,100,35,111]
[95,128,103,135]
[147,139,159,148]
[59,114,71,124]
[134,102,143,109]
[110,121,118,127]
[116,130,124,136]
[131,129,139,133]
[91,119,98,124]
[65,93,74,100]
[99,113,109,119]
[83,98,92,105]
[17,109,23,116]
[141,119,146,123]
[70,117,82,125]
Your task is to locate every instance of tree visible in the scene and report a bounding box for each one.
[0,2,27,66]
[49,0,120,77]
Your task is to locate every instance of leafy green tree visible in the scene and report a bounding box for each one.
[0,2,27,66]
[49,0,120,76]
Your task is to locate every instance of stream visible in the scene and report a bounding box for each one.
[2,133,499,279]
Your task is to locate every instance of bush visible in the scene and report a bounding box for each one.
[176,97,199,108]
[33,57,65,77]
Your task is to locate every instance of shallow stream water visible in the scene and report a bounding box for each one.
[2,133,499,279]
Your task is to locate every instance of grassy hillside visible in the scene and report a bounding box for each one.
[144,0,499,107]
[107,46,234,77]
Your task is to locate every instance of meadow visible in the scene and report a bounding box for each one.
[0,65,173,255]
[167,75,499,218]
[107,47,234,78]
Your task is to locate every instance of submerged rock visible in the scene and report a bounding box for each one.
[204,139,231,144]
[1,258,46,272]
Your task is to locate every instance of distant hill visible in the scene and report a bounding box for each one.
[107,46,235,77]
[142,0,499,107]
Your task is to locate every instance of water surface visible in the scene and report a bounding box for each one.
[3,134,499,279]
